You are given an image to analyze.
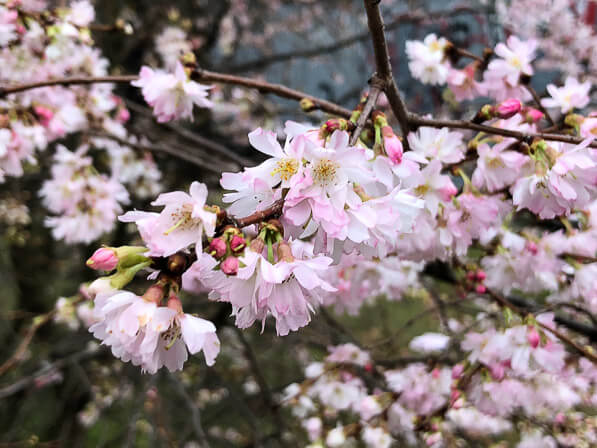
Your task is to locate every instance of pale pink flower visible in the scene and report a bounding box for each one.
[404,160,458,216]
[406,34,451,85]
[447,64,481,101]
[407,127,465,164]
[472,141,529,192]
[409,332,450,353]
[119,181,216,256]
[132,62,212,122]
[542,77,591,114]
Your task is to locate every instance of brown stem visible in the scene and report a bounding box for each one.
[409,113,597,148]
[217,199,285,230]
[192,68,351,117]
[0,296,86,377]
[349,75,384,146]
[486,290,597,363]
[363,0,411,149]
[0,71,352,118]
[0,75,138,97]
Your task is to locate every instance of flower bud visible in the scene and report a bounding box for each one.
[527,327,540,349]
[167,294,183,313]
[495,98,522,119]
[381,126,403,164]
[142,284,164,303]
[523,107,544,123]
[250,237,265,254]
[475,270,486,281]
[475,284,487,294]
[489,362,505,380]
[208,237,227,258]
[230,234,246,252]
[277,241,294,263]
[221,256,239,275]
[300,98,316,112]
[88,277,114,299]
[167,253,188,274]
[87,248,118,271]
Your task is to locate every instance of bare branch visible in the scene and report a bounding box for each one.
[362,0,411,148]
[409,113,597,148]
[349,75,384,146]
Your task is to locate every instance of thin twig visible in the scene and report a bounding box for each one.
[169,373,211,448]
[409,113,597,148]
[486,289,597,363]
[0,70,352,118]
[349,76,383,146]
[226,6,481,73]
[0,297,86,377]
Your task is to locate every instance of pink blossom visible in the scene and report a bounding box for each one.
[119,181,216,256]
[542,77,591,114]
[472,141,529,192]
[132,62,212,122]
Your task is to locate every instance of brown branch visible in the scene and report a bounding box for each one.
[486,290,597,363]
[349,76,384,146]
[0,69,351,118]
[219,199,284,229]
[408,113,597,148]
[191,68,351,118]
[363,0,411,149]
[0,297,86,377]
[225,6,481,73]
[0,75,138,97]
[524,84,555,127]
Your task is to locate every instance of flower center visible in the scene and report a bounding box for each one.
[165,205,197,235]
[271,158,298,182]
[161,323,181,349]
[312,158,339,186]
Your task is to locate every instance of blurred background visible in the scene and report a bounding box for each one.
[0,0,587,446]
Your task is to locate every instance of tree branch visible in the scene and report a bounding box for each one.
[409,113,597,148]
[363,0,411,148]
[349,75,384,146]
[0,70,352,118]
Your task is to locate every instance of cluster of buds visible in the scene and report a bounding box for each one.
[319,118,353,139]
[372,111,403,164]
[473,98,522,123]
[465,268,487,294]
[207,226,246,275]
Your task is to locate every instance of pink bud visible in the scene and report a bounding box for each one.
[495,99,522,119]
[230,234,246,252]
[118,108,131,123]
[527,327,540,349]
[208,237,227,258]
[452,364,464,379]
[555,412,565,424]
[33,105,53,127]
[475,270,486,281]
[431,368,440,379]
[167,295,183,314]
[526,241,538,255]
[142,284,164,304]
[450,389,461,402]
[381,126,403,164]
[466,271,476,281]
[475,284,487,294]
[489,363,505,380]
[221,256,239,275]
[86,248,118,271]
[524,107,544,123]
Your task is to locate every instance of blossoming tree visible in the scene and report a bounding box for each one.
[2,0,597,446]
